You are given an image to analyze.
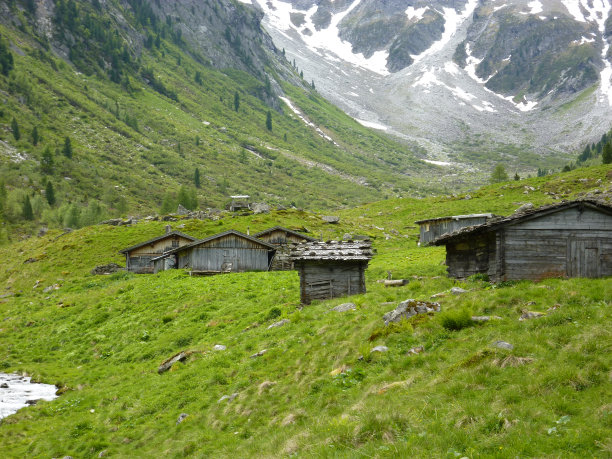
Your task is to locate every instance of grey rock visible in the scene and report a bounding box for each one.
[250,349,268,358]
[0,383,8,388]
[213,344,226,351]
[493,341,514,350]
[464,194,472,200]
[98,450,108,458]
[451,287,468,295]
[251,202,271,214]
[38,227,48,237]
[43,284,60,293]
[371,345,388,353]
[158,351,189,374]
[515,203,534,213]
[162,216,178,222]
[342,233,353,240]
[177,204,189,215]
[91,263,122,275]
[331,302,356,312]
[519,311,545,321]
[407,346,424,355]
[176,413,188,424]
[322,215,340,224]
[267,319,290,329]
[382,299,441,325]
[218,393,238,403]
[471,315,502,322]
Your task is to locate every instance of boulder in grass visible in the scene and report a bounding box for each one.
[331,303,356,312]
[322,216,339,224]
[382,299,440,325]
[371,345,388,353]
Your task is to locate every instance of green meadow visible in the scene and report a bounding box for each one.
[0,166,610,457]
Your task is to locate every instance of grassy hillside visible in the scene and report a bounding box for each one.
[0,0,441,240]
[0,166,610,457]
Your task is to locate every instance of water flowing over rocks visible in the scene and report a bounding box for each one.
[0,373,58,419]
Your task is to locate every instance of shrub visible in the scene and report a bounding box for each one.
[266,307,281,321]
[439,307,473,331]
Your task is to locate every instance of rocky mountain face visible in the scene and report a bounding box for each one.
[249,0,612,170]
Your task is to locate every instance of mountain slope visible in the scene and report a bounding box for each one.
[0,0,440,238]
[0,165,610,457]
[254,0,612,170]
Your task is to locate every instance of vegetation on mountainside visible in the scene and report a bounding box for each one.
[0,0,437,240]
[0,166,610,457]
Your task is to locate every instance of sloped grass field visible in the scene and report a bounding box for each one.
[0,169,611,457]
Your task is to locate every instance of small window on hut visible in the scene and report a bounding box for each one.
[172,239,179,248]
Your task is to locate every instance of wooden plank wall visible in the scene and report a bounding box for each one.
[183,247,270,272]
[446,233,495,279]
[297,261,366,304]
[129,235,193,256]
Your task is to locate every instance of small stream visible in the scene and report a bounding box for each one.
[0,373,58,419]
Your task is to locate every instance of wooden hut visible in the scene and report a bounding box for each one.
[229,195,250,212]
[290,240,373,304]
[152,229,276,275]
[432,200,612,282]
[254,226,318,270]
[415,213,496,245]
[119,229,197,274]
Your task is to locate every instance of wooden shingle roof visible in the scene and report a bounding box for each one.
[119,231,197,254]
[290,240,373,261]
[254,226,318,242]
[431,199,612,246]
[414,213,496,224]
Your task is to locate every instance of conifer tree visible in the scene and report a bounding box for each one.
[194,167,201,188]
[514,172,520,181]
[45,181,56,206]
[490,164,509,183]
[31,126,39,145]
[62,136,73,158]
[234,91,240,112]
[11,118,20,140]
[603,142,612,164]
[22,195,33,220]
[266,111,272,131]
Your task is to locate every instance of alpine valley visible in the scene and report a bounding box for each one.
[255,0,612,168]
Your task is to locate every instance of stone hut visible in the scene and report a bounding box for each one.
[432,199,612,281]
[152,229,276,275]
[415,213,496,245]
[290,240,373,304]
[119,228,197,273]
[254,226,318,270]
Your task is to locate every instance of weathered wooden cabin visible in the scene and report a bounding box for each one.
[432,200,612,282]
[254,226,318,270]
[229,195,250,212]
[119,229,197,274]
[416,213,496,245]
[152,229,276,274]
[290,240,373,304]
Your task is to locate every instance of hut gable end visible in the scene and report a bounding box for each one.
[290,240,373,304]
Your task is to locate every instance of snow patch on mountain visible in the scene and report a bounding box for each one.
[405,6,429,21]
[254,0,390,75]
[526,1,543,15]
[411,0,479,65]
[355,119,388,130]
[279,96,339,144]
